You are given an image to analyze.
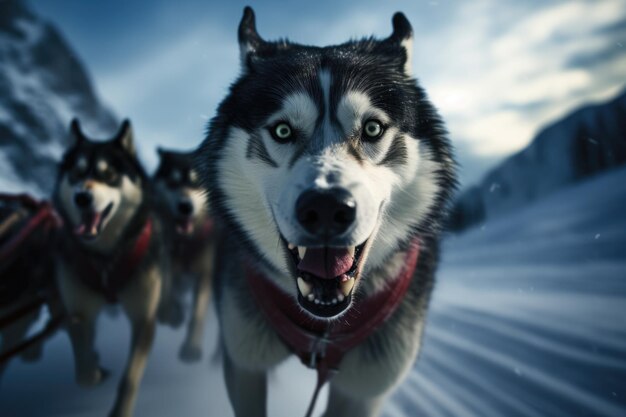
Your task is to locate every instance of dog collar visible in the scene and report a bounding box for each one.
[245,238,420,417]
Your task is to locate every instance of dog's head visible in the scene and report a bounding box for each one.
[198,7,455,319]
[154,148,208,236]
[55,119,147,251]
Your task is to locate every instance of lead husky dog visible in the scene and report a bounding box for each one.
[197,7,456,417]
[54,119,164,417]
[153,148,214,361]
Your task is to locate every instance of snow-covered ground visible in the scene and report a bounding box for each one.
[2,166,625,417]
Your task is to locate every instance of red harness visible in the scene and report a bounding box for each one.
[73,217,153,303]
[245,239,420,417]
[0,194,62,263]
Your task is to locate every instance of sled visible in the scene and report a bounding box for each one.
[0,193,65,365]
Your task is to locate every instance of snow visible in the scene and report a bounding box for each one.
[2,166,626,416]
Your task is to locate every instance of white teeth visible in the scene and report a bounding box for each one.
[307,293,315,301]
[298,246,306,259]
[337,293,345,302]
[288,243,296,250]
[314,298,320,304]
[340,277,355,296]
[347,246,356,258]
[332,298,337,305]
[297,277,312,297]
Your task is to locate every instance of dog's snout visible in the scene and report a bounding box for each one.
[296,189,356,238]
[178,200,193,216]
[74,191,93,209]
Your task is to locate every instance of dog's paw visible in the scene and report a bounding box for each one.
[76,366,110,387]
[179,343,203,363]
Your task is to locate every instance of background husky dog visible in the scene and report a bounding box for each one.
[197,7,456,417]
[53,119,164,417]
[153,148,214,362]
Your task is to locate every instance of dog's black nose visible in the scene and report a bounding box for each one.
[178,200,193,216]
[74,191,93,208]
[296,189,356,238]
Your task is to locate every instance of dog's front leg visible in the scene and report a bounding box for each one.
[180,246,214,362]
[179,270,212,361]
[157,263,184,327]
[108,317,156,417]
[322,385,387,417]
[111,266,161,417]
[223,352,268,417]
[56,264,107,386]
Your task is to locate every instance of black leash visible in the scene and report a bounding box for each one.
[0,312,66,365]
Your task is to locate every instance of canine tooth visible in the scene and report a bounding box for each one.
[337,293,345,302]
[340,278,355,296]
[298,246,306,259]
[347,246,356,258]
[288,243,296,250]
[297,277,312,297]
[307,293,315,301]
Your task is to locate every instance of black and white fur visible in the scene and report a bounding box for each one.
[53,120,164,417]
[197,7,456,417]
[154,148,214,362]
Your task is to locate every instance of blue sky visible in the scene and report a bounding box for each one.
[33,0,626,185]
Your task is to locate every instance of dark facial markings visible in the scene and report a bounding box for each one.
[246,64,409,169]
[246,132,278,167]
[288,141,308,169]
[378,134,408,167]
[346,138,365,164]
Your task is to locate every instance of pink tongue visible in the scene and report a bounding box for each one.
[177,219,194,235]
[298,247,354,279]
[74,212,102,236]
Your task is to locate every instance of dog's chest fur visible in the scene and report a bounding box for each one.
[215,232,439,395]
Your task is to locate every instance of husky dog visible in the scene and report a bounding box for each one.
[196,7,456,417]
[153,148,214,361]
[53,119,164,417]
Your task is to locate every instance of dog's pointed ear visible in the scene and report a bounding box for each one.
[384,12,414,75]
[238,6,265,68]
[69,118,86,147]
[114,119,136,156]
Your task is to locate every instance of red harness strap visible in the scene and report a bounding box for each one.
[0,194,62,263]
[245,239,420,417]
[74,217,153,303]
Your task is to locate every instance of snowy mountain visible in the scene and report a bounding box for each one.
[449,90,626,232]
[0,0,116,195]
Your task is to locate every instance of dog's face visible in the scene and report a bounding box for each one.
[56,120,145,250]
[154,149,208,236]
[199,8,454,319]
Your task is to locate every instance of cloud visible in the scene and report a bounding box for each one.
[423,0,626,158]
[96,23,239,169]
[88,0,626,175]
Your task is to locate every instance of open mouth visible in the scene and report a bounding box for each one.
[175,217,195,235]
[285,239,369,318]
[74,203,113,240]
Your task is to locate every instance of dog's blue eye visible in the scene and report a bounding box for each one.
[363,120,384,140]
[272,122,293,142]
